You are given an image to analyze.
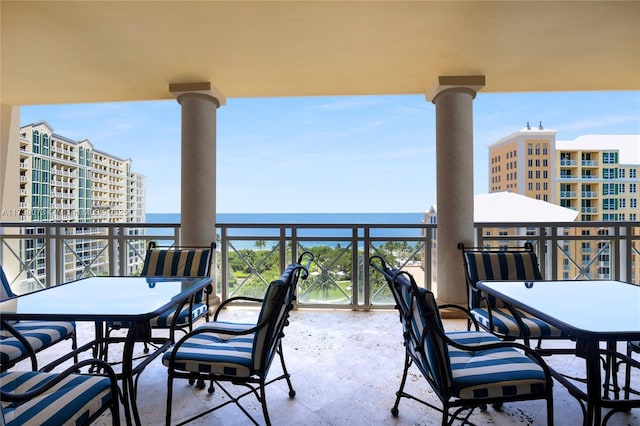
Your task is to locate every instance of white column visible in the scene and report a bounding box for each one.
[0,104,20,219]
[427,76,485,304]
[169,82,225,247]
[0,104,22,283]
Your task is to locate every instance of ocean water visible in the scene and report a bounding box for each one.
[145,212,427,241]
[146,212,424,225]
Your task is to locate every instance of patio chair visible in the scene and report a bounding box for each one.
[163,252,312,426]
[458,242,572,352]
[0,265,77,372]
[370,256,554,425]
[1,358,120,425]
[624,340,640,398]
[105,241,215,349]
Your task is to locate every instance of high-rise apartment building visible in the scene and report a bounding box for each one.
[19,122,145,223]
[488,124,640,281]
[489,124,639,222]
[488,121,554,202]
[9,122,146,291]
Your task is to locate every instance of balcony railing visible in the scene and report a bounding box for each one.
[1,220,639,310]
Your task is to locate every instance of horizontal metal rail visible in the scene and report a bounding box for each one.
[1,221,638,310]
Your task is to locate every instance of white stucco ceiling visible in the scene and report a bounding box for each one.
[1,1,639,106]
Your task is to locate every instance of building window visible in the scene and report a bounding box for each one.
[603,152,617,164]
[603,168,616,179]
[620,183,625,193]
[528,144,533,155]
[528,159,533,167]
[535,145,540,155]
[631,199,637,209]
[631,213,637,221]
[631,183,637,193]
[620,199,626,208]
[631,169,637,179]
[603,183,617,195]
[603,199,616,210]
[620,169,626,178]
[620,214,625,221]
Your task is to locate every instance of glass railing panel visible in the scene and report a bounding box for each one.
[226,239,282,298]
[1,221,638,306]
[296,240,353,306]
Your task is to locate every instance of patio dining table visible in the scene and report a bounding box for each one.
[477,279,640,426]
[0,275,212,426]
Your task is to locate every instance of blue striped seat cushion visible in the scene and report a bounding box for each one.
[470,307,569,339]
[196,321,255,340]
[0,370,113,426]
[150,302,208,327]
[108,302,207,329]
[0,321,75,365]
[447,330,548,399]
[162,327,255,378]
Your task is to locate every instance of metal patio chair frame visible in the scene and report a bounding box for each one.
[163,252,313,426]
[0,265,77,372]
[1,358,120,426]
[458,242,574,354]
[104,241,215,352]
[370,256,554,426]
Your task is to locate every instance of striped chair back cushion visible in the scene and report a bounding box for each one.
[1,267,18,327]
[464,251,542,308]
[252,279,289,371]
[392,271,452,392]
[0,266,16,302]
[142,248,211,303]
[142,248,211,277]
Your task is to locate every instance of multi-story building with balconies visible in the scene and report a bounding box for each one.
[488,125,640,282]
[11,122,146,291]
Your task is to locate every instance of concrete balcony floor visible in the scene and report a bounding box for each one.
[18,309,640,425]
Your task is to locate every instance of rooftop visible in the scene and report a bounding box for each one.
[427,191,579,223]
[556,135,640,165]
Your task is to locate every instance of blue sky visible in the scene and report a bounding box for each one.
[20,91,640,213]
